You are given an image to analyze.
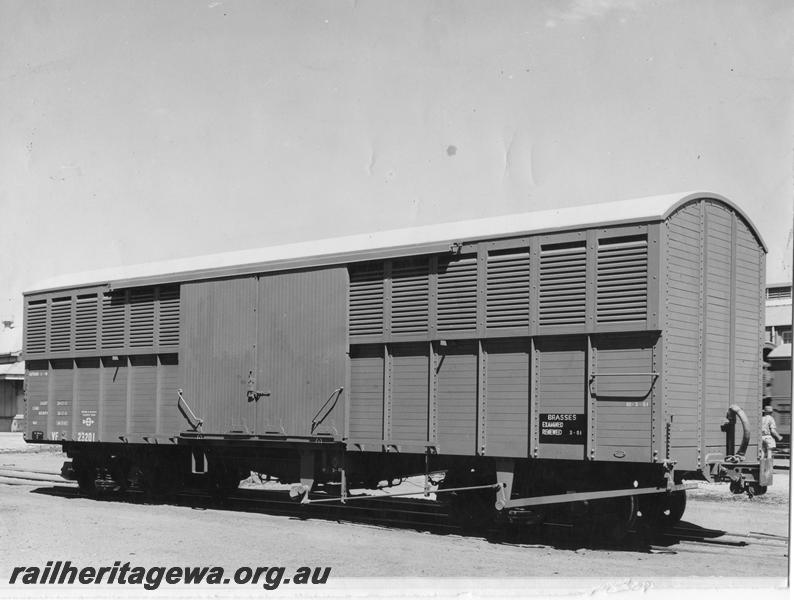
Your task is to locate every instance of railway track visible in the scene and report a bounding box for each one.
[178,486,458,535]
[0,467,77,487]
[644,524,788,556]
[4,470,787,554]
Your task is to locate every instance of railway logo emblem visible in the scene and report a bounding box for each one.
[82,417,95,427]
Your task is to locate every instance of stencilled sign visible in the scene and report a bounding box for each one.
[81,410,97,428]
[539,413,586,444]
[77,409,98,441]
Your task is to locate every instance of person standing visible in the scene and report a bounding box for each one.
[761,405,783,459]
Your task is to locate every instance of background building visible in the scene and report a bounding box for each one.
[766,282,792,345]
[0,318,24,432]
[764,282,792,450]
[766,342,791,448]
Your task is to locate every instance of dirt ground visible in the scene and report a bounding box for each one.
[0,449,789,596]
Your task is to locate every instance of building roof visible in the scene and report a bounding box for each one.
[0,361,24,380]
[28,191,766,294]
[768,343,792,359]
[766,304,792,328]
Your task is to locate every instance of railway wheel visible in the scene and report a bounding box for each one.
[749,483,767,496]
[139,459,182,500]
[74,463,97,496]
[588,495,637,545]
[139,466,169,498]
[207,465,243,500]
[446,490,494,532]
[643,490,686,529]
[108,456,132,492]
[440,469,495,533]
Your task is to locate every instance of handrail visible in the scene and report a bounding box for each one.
[177,389,204,432]
[310,387,344,434]
[725,404,750,457]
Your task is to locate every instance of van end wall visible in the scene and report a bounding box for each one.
[664,199,764,471]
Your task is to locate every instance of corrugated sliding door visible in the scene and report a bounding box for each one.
[436,340,478,455]
[535,337,587,460]
[390,343,429,442]
[592,335,657,462]
[349,345,384,442]
[484,339,529,457]
[256,268,347,437]
[181,278,257,435]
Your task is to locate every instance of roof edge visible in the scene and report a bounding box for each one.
[26,191,764,294]
[663,192,768,252]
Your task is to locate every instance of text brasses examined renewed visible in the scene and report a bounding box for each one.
[539,413,586,444]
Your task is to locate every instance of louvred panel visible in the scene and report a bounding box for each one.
[158,286,180,348]
[539,241,587,326]
[438,254,477,333]
[349,263,384,336]
[391,258,429,334]
[49,297,72,352]
[101,292,126,350]
[25,299,47,355]
[486,249,529,329]
[596,235,648,323]
[75,294,98,351]
[129,288,155,348]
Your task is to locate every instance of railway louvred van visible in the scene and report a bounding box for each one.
[23,191,771,539]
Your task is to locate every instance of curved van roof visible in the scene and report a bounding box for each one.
[28,191,765,294]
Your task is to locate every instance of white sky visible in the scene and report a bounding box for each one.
[1,0,792,352]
